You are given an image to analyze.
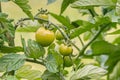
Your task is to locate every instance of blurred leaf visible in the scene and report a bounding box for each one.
[0,0,10,2]
[0,54,26,72]
[50,12,74,29]
[0,46,23,53]
[106,50,120,73]
[70,20,95,39]
[83,31,92,41]
[110,61,120,80]
[12,0,34,20]
[47,0,56,5]
[71,0,115,9]
[24,39,45,59]
[60,0,77,14]
[16,26,39,32]
[45,54,58,73]
[16,65,41,80]
[4,75,18,80]
[116,0,120,16]
[70,65,107,80]
[42,70,62,80]
[91,40,118,55]
[107,29,120,35]
[113,36,120,44]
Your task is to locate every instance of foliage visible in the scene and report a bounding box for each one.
[0,0,120,80]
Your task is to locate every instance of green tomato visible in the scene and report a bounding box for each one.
[35,27,55,47]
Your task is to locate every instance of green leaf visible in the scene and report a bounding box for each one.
[50,12,74,29]
[71,0,115,9]
[16,65,41,80]
[0,54,26,72]
[60,0,77,14]
[47,0,56,5]
[25,39,45,59]
[116,0,120,16]
[70,65,107,80]
[91,40,118,55]
[107,29,120,35]
[110,61,120,80]
[83,31,92,41]
[49,49,63,66]
[0,0,9,2]
[45,54,58,73]
[113,36,120,44]
[70,20,95,39]
[4,75,18,80]
[106,50,120,73]
[0,46,23,53]
[42,70,62,80]
[16,26,40,32]
[12,0,33,20]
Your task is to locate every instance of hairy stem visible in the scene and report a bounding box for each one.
[76,23,110,59]
[78,36,84,47]
[26,58,44,66]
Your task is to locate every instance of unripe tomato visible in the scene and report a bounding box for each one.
[35,27,55,47]
[38,14,48,23]
[55,29,64,40]
[59,44,73,56]
[64,56,73,67]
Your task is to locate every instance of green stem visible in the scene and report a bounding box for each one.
[78,36,84,47]
[76,23,110,59]
[26,58,44,66]
[15,17,81,52]
[88,8,98,17]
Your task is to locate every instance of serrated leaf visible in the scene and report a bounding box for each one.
[70,65,107,80]
[0,46,23,53]
[0,54,26,72]
[12,0,33,20]
[16,65,41,80]
[47,0,56,5]
[45,54,58,73]
[42,70,61,80]
[71,0,115,9]
[91,40,118,55]
[49,49,63,66]
[50,12,74,29]
[16,26,39,32]
[70,20,95,39]
[25,39,45,59]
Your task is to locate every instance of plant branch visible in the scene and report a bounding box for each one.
[76,23,110,59]
[78,36,84,47]
[26,58,44,66]
[88,8,98,17]
[15,17,81,52]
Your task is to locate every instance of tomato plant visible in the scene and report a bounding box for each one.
[0,0,120,80]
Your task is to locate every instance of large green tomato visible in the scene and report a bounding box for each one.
[59,44,73,56]
[35,27,55,47]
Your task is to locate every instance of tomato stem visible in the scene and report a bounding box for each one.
[76,23,110,60]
